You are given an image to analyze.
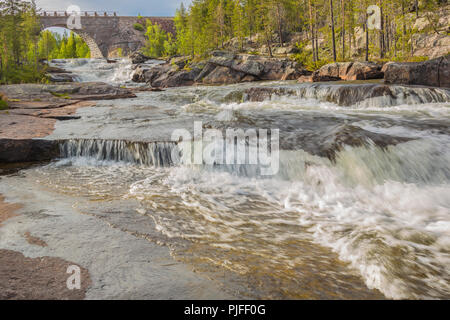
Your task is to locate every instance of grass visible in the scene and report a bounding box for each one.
[133,23,145,32]
[50,91,71,99]
[0,94,8,110]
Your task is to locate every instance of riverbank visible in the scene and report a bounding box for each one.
[131,51,449,89]
[0,57,449,299]
[0,82,136,162]
[0,187,234,299]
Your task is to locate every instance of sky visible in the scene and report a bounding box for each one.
[35,0,191,17]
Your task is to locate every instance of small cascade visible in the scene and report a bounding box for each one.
[59,139,178,167]
[244,83,450,107]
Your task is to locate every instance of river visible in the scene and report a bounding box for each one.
[3,58,450,299]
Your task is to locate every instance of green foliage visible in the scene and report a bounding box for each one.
[142,19,176,58]
[49,91,71,99]
[0,0,46,84]
[38,30,90,60]
[133,23,145,32]
[169,0,447,62]
[0,93,8,110]
[0,1,91,84]
[291,42,331,71]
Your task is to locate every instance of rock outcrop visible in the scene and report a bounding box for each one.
[0,82,137,163]
[311,62,384,82]
[45,65,78,83]
[0,82,136,102]
[244,83,450,106]
[0,139,59,163]
[383,55,450,88]
[132,51,309,87]
[129,51,153,64]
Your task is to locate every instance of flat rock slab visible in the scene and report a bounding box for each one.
[6,100,80,110]
[0,82,136,101]
[8,101,94,119]
[0,249,91,300]
[0,114,56,139]
[0,195,21,227]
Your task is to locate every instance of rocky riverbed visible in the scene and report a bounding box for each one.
[0,56,449,300]
[131,51,449,89]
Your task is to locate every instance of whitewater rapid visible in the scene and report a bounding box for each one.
[9,58,450,299]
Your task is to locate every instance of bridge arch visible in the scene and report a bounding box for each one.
[39,12,175,59]
[41,27,104,59]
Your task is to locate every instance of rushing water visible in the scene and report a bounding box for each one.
[9,58,450,299]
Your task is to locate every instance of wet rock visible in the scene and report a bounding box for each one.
[298,75,313,83]
[207,51,307,81]
[129,51,153,64]
[0,82,136,102]
[202,66,245,85]
[46,73,76,83]
[244,83,450,106]
[383,55,450,88]
[312,61,383,82]
[169,56,191,69]
[133,61,202,88]
[316,124,412,161]
[312,74,341,82]
[244,87,296,102]
[45,66,72,74]
[132,51,309,86]
[151,67,201,88]
[0,139,59,163]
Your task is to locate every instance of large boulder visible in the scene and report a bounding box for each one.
[383,56,450,88]
[312,61,383,82]
[206,51,308,81]
[133,63,201,88]
[0,139,59,163]
[152,68,201,87]
[129,51,153,64]
[46,73,77,83]
[202,66,245,85]
[131,51,309,87]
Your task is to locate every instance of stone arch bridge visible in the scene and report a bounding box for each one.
[39,11,174,58]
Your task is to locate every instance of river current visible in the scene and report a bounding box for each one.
[8,58,450,299]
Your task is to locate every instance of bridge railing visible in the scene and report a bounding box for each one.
[39,11,117,17]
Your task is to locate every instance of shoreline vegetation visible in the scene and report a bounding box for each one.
[0,0,90,85]
[139,0,449,70]
[0,0,448,86]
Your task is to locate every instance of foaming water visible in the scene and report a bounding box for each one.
[24,134,450,299]
[49,58,163,84]
[14,61,450,299]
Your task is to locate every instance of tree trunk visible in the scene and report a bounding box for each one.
[308,0,316,62]
[276,3,283,47]
[314,9,319,61]
[341,0,345,60]
[365,12,369,62]
[379,0,385,58]
[330,0,337,62]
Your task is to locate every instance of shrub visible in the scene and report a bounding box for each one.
[291,42,332,71]
[0,93,8,110]
[133,23,145,32]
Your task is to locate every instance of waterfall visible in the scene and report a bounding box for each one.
[59,139,178,167]
[244,83,450,108]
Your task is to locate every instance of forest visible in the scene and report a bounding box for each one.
[1,0,448,84]
[0,0,90,84]
[144,0,448,68]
